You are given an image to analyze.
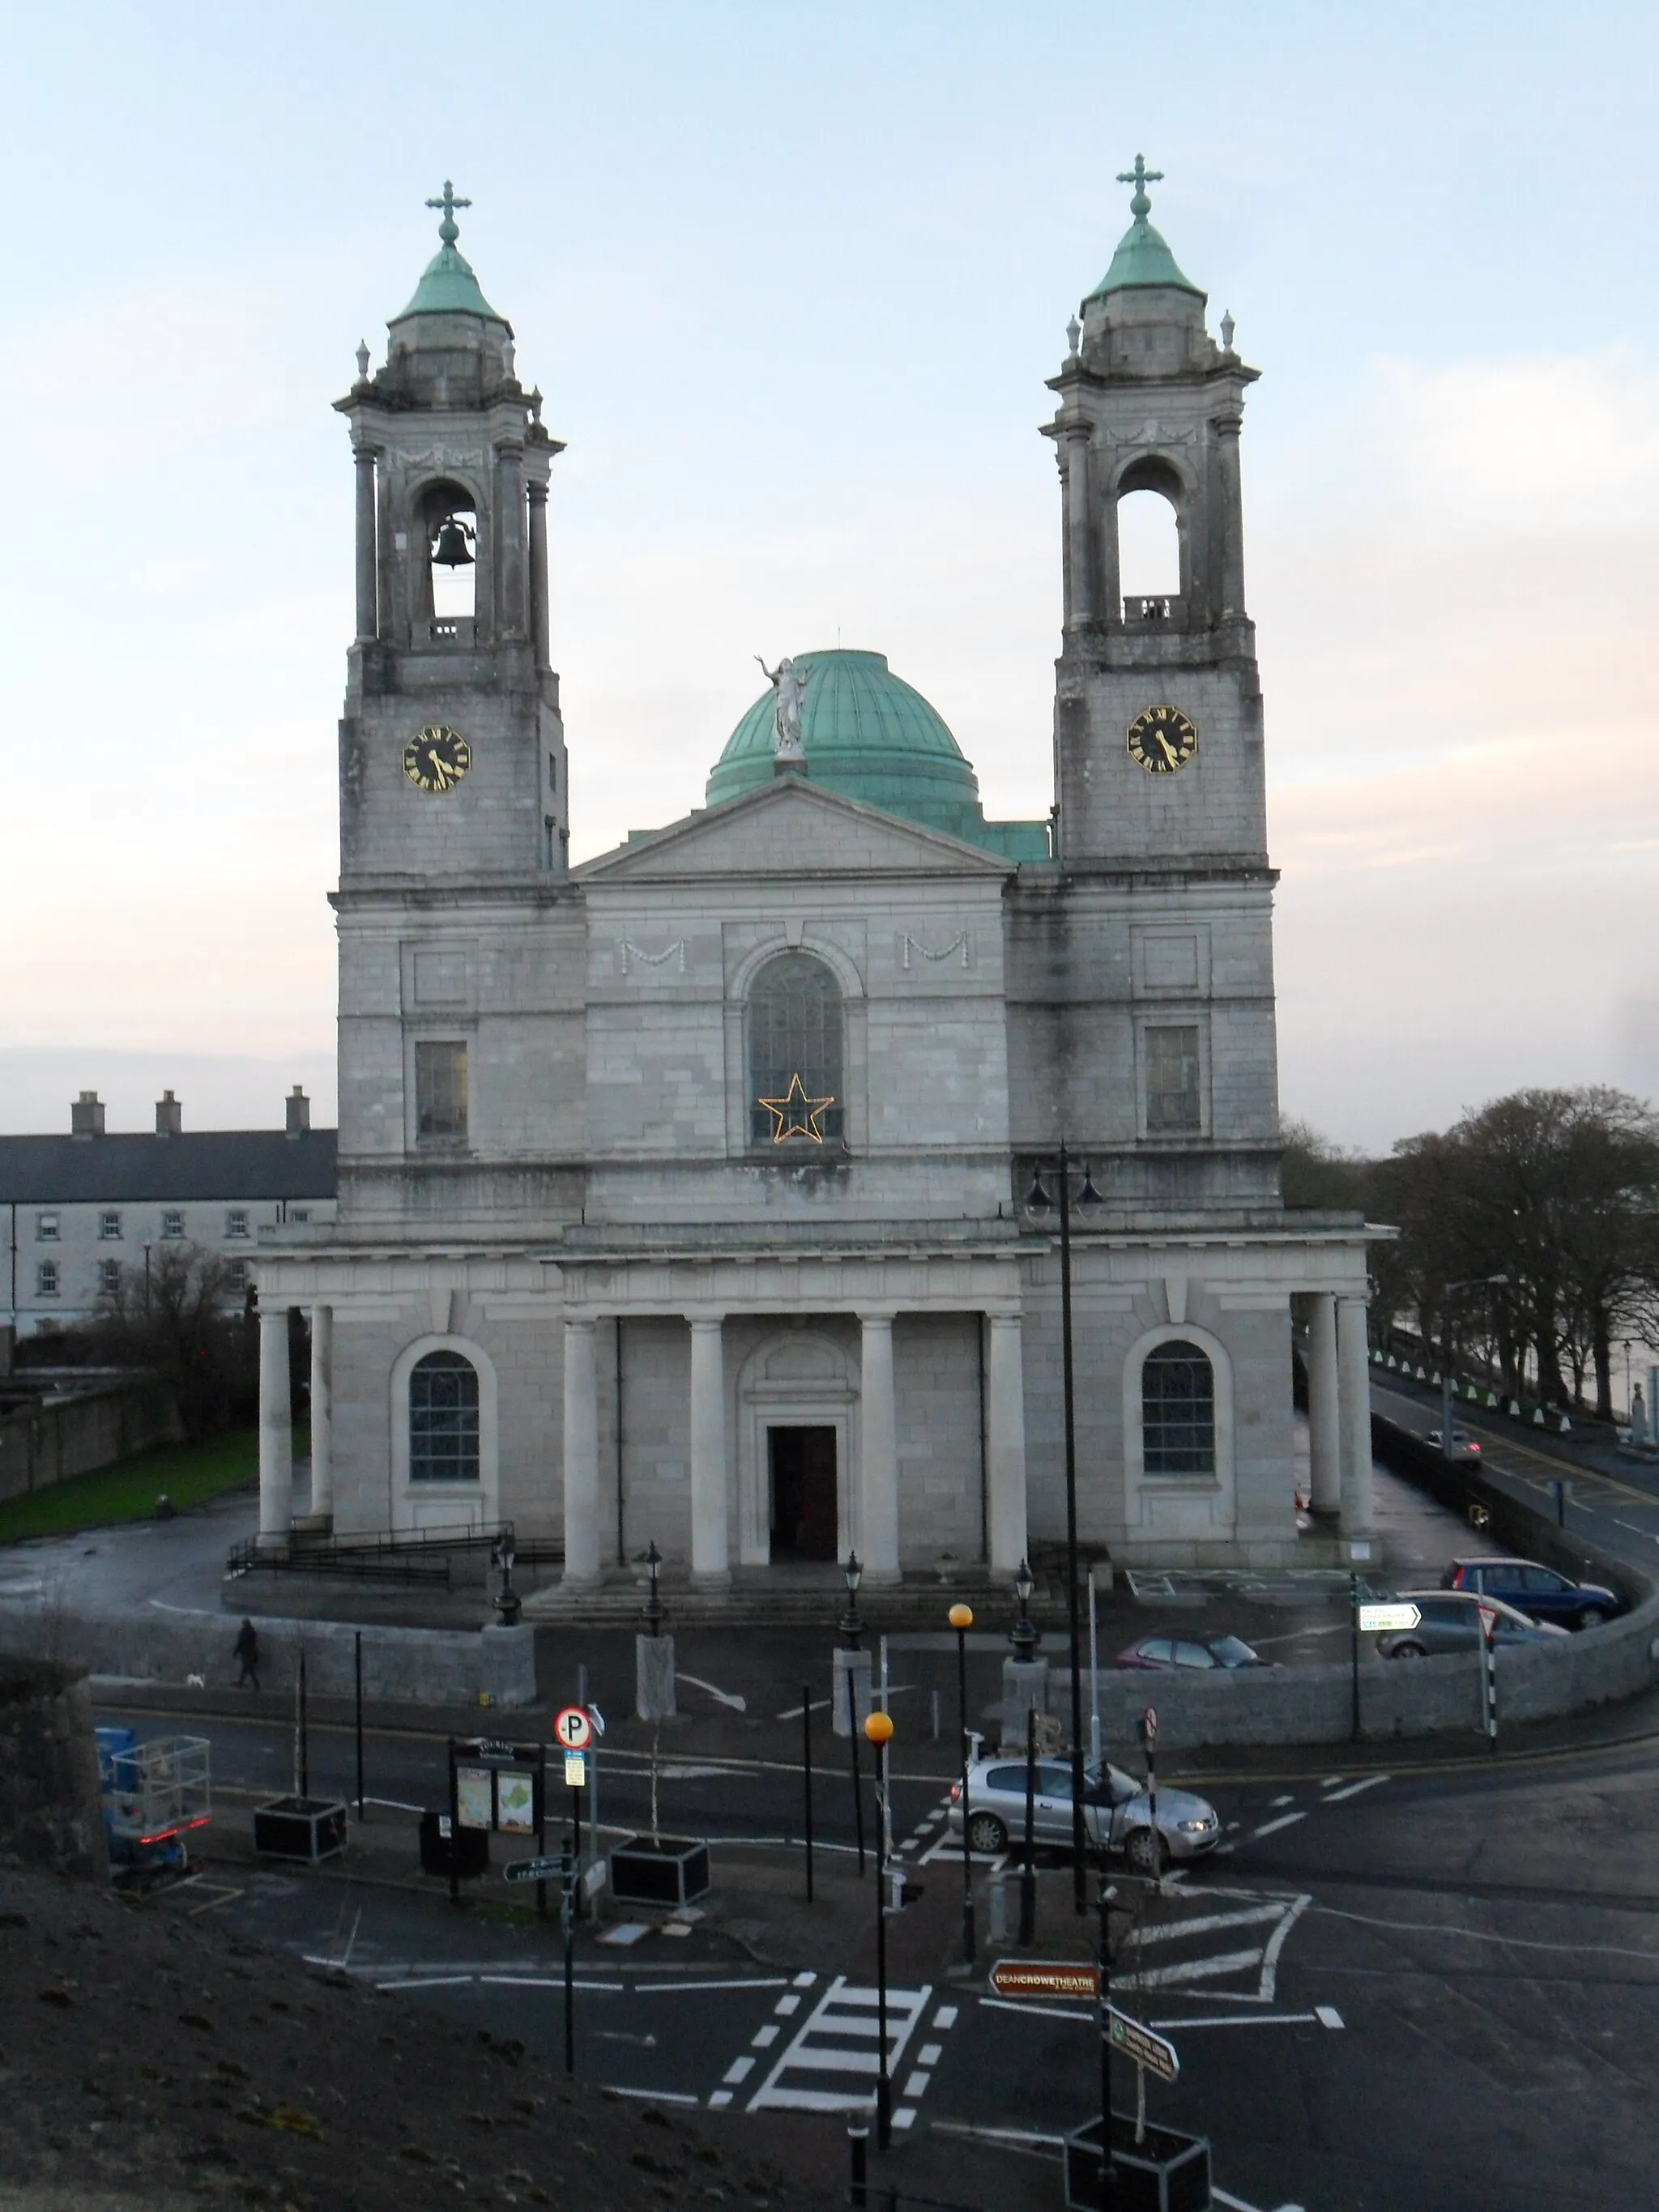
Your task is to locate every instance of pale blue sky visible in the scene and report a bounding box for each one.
[3,2,1656,1147]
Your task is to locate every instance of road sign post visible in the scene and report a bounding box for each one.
[561,1839,575,2075]
[1479,1603,1499,1749]
[1358,1602,1423,1634]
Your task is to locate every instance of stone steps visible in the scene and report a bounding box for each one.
[523,1575,1069,1630]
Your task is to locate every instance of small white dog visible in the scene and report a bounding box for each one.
[186,1673,206,1690]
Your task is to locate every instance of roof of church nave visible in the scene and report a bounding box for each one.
[705,648,1047,862]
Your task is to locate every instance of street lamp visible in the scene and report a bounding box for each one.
[639,1539,663,1635]
[839,1549,865,1649]
[841,1551,868,1877]
[492,1528,521,1626]
[948,1600,975,1965]
[864,1707,897,2149]
[1009,1558,1040,1663]
[1439,1275,1508,1460]
[1023,1144,1102,1916]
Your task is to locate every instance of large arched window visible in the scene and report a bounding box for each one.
[409,1349,480,1481]
[748,953,844,1146]
[1141,1340,1215,1476]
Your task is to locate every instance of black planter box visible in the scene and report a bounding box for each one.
[254,1796,349,1865]
[1064,2114,1211,2212]
[418,1810,490,1879]
[608,1835,710,1907]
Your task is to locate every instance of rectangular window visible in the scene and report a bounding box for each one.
[36,1212,58,1242]
[36,1260,59,1298]
[224,1259,249,1294]
[225,1209,249,1240]
[1145,1025,1202,1133]
[160,1210,185,1240]
[99,1210,122,1241]
[416,1039,469,1140]
[99,1258,122,1297]
[289,1208,309,1224]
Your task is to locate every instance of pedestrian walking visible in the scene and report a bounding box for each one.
[233,1617,260,1691]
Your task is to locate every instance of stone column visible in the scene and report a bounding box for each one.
[257,1303,292,1549]
[1307,1292,1340,1515]
[689,1319,730,1586]
[527,480,550,670]
[1337,1295,1375,1538]
[858,1314,901,1585]
[353,448,377,640]
[496,443,526,639]
[1064,428,1095,627]
[1214,411,1246,621]
[308,1303,333,1521]
[561,1319,601,1586]
[986,1314,1029,1573]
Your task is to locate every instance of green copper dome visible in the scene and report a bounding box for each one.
[1086,154,1202,300]
[394,182,506,322]
[706,649,1047,861]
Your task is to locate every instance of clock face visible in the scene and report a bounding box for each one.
[1127,704,1199,776]
[403,724,472,793]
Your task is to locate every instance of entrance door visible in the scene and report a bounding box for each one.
[768,1426,838,1561]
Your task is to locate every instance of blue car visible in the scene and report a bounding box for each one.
[1440,1558,1617,1630]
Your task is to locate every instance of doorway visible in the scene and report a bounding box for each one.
[768,1426,838,1560]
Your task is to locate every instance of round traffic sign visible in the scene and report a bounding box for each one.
[1142,1706,1158,1745]
[553,1705,592,1751]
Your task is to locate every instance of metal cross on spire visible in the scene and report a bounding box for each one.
[426,181,471,247]
[1115,153,1163,219]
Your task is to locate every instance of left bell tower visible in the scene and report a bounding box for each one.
[335,185,568,888]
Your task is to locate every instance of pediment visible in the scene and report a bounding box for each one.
[578,780,1012,884]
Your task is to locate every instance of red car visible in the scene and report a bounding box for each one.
[1115,1634,1265,1672]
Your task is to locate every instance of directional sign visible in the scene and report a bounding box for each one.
[1107,2005,1179,2085]
[503,1855,564,1886]
[990,1959,1098,2001]
[553,1706,592,1751]
[1358,1602,1422,1634]
[1141,1706,1158,1747]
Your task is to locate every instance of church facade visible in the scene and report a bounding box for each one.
[250,173,1376,1593]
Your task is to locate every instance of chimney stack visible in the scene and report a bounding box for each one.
[155,1089,182,1137]
[70,1090,106,1140]
[285,1085,311,1137]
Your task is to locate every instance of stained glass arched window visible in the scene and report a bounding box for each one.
[410,1349,480,1481]
[748,953,844,1145]
[1141,1340,1216,1477]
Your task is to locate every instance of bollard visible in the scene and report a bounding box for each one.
[931,1688,940,1742]
[847,2116,869,2209]
[987,1869,1007,1944]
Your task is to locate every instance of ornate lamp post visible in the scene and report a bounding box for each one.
[640,1539,663,1634]
[841,1552,868,1876]
[1024,1145,1102,1916]
[839,1550,865,1649]
[1009,1558,1040,1663]
[864,1707,897,2148]
[948,1600,975,1964]
[492,1528,521,1626]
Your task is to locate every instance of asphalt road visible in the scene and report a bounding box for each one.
[109,1690,1659,2212]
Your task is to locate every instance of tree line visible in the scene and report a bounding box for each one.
[1284,1086,1659,1423]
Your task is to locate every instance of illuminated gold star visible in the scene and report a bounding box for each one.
[758,1072,836,1144]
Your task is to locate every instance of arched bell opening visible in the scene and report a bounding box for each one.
[413,478,479,633]
[1115,457,1188,625]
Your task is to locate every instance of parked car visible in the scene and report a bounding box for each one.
[1115,1634,1265,1672]
[1377,1590,1569,1659]
[945,1754,1221,1875]
[1440,1558,1617,1630]
[1426,1427,1482,1460]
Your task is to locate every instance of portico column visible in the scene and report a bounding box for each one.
[562,1319,601,1586]
[308,1303,333,1520]
[257,1303,292,1550]
[352,447,377,641]
[859,1314,901,1585]
[1064,427,1095,628]
[986,1314,1029,1574]
[1307,1292,1340,1515]
[689,1319,730,1585]
[1337,1295,1375,1537]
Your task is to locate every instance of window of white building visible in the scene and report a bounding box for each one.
[99,1258,122,1298]
[99,1211,122,1241]
[747,953,844,1146]
[161,1210,186,1239]
[36,1213,58,1242]
[1145,1025,1201,1132]
[1141,1340,1217,1476]
[409,1350,481,1481]
[225,1209,250,1240]
[416,1040,469,1141]
[36,1260,59,1298]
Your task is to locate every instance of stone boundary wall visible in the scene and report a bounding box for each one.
[1078,1413,1659,1752]
[0,1375,183,1506]
[0,1611,536,1709]
[0,1658,106,1879]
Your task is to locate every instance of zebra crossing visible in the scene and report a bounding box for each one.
[715,1973,957,2129]
[1117,1886,1311,2004]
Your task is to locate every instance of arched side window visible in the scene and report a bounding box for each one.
[410,1349,480,1481]
[1141,1340,1215,1477]
[748,953,844,1146]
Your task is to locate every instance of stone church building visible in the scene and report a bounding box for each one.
[250,173,1376,1595]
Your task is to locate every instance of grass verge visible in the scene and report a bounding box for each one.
[0,1425,303,1542]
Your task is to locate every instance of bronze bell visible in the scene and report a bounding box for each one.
[431,516,475,567]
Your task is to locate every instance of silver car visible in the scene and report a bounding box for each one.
[944,1755,1220,1876]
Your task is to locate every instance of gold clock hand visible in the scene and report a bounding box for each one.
[1157,732,1180,765]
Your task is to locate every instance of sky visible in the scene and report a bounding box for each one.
[2,0,1656,1153]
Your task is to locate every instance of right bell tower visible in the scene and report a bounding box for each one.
[1044,157,1265,870]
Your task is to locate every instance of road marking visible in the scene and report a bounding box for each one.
[794,1971,817,1987]
[752,2024,780,2048]
[904,2070,931,2097]
[1322,1775,1389,1802]
[635,1977,789,1995]
[774,1994,801,2016]
[981,1996,1090,2022]
[774,1698,833,1720]
[1269,1795,1294,1809]
[918,2042,942,2065]
[723,2056,756,2086]
[1320,1775,1347,1788]
[602,2085,698,2105]
[1124,1906,1286,1948]
[674,1672,747,1711]
[1315,2005,1346,2028]
[932,2120,1065,2150]
[932,2005,958,2028]
[1134,1947,1273,1990]
[745,1975,935,2114]
[1251,1811,1307,1839]
[706,2090,732,2108]
[376,1975,475,1989]
[1147,2010,1343,2031]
